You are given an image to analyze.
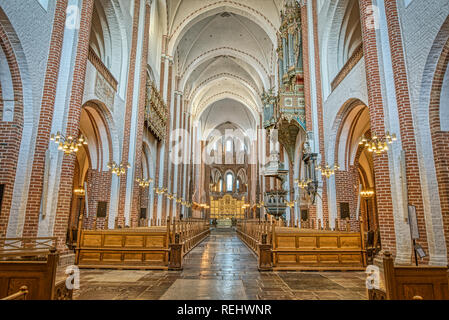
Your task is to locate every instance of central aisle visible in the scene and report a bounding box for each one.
[74,229,368,300]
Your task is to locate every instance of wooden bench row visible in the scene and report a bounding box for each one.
[75,219,210,270]
[236,220,366,271]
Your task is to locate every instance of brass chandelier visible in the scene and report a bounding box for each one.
[136,178,153,188]
[108,161,131,176]
[316,163,340,179]
[360,189,375,198]
[295,179,312,189]
[50,131,87,154]
[359,131,397,154]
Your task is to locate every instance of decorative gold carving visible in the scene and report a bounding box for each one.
[145,80,168,141]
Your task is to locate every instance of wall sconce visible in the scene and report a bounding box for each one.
[73,187,85,196]
[176,198,182,204]
[359,131,397,154]
[108,161,131,176]
[50,131,87,155]
[360,189,375,198]
[256,201,265,208]
[136,178,153,188]
[316,163,340,179]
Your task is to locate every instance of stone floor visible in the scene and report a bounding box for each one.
[73,228,368,300]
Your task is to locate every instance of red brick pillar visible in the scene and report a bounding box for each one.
[117,0,142,227]
[20,0,68,239]
[383,0,428,261]
[51,0,95,250]
[359,0,396,256]
[130,2,152,228]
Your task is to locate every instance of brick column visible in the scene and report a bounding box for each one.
[16,0,68,239]
[117,0,141,227]
[51,0,95,250]
[383,0,428,261]
[130,2,152,227]
[359,0,396,256]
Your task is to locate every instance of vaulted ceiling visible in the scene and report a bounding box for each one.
[164,0,283,135]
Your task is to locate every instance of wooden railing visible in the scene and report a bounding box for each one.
[75,218,210,270]
[237,220,366,271]
[0,237,57,257]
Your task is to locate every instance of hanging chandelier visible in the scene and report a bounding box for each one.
[136,178,153,188]
[154,187,168,195]
[316,163,340,179]
[359,131,397,154]
[50,131,87,154]
[284,200,296,208]
[108,161,131,176]
[296,179,312,189]
[360,189,375,198]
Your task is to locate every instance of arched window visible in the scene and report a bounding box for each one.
[226,173,233,192]
[226,140,233,152]
[236,179,240,192]
[218,179,223,192]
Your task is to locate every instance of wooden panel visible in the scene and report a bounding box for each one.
[298,254,319,263]
[144,253,166,263]
[102,253,122,262]
[146,236,165,248]
[340,254,362,264]
[82,235,102,247]
[124,253,143,262]
[340,236,361,248]
[80,252,101,262]
[319,236,338,249]
[103,235,123,247]
[319,254,340,264]
[297,236,316,248]
[277,254,297,264]
[401,284,435,300]
[125,236,145,247]
[277,236,296,249]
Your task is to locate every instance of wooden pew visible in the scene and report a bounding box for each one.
[369,252,449,300]
[272,227,365,271]
[236,221,366,271]
[0,238,73,300]
[76,219,210,270]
